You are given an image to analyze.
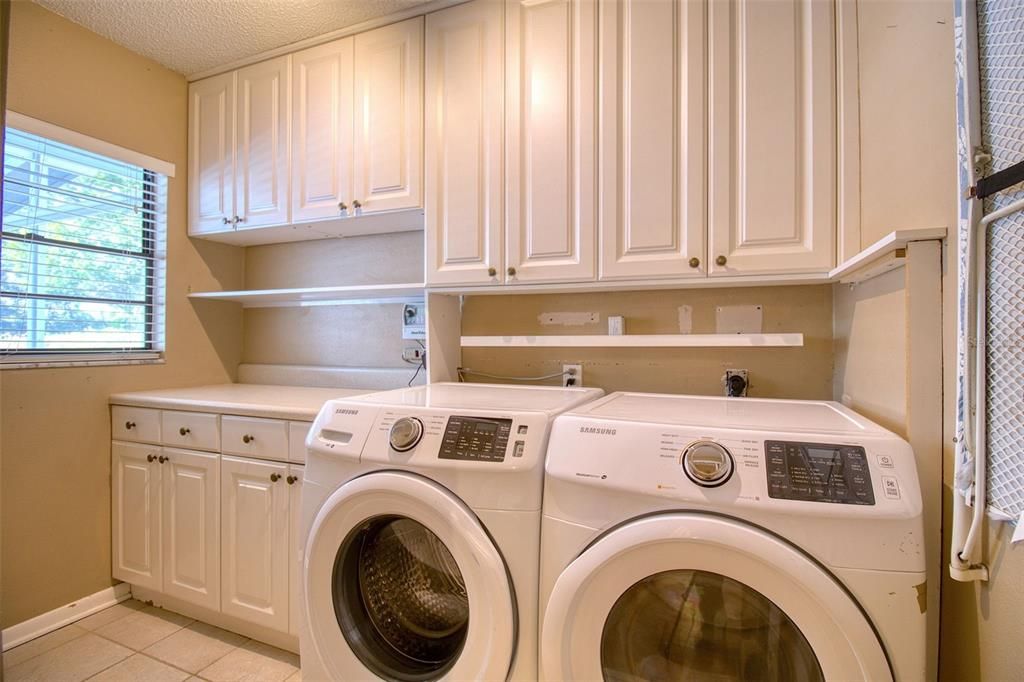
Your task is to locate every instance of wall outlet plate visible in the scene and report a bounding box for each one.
[563,364,583,387]
[402,303,425,340]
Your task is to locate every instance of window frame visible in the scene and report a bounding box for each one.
[0,114,174,369]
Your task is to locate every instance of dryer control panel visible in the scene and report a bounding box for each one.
[765,440,875,505]
[439,416,514,462]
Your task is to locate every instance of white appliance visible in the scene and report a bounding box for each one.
[540,392,926,682]
[300,382,603,681]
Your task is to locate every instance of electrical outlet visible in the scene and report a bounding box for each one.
[563,364,583,387]
[402,347,426,364]
[724,369,749,397]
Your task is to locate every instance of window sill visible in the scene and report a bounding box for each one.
[0,353,165,370]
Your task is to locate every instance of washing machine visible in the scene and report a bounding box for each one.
[540,392,926,682]
[299,382,603,682]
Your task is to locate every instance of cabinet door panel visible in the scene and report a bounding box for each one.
[353,17,423,214]
[112,442,161,590]
[292,39,354,223]
[221,456,289,632]
[506,0,596,283]
[708,0,835,275]
[235,56,291,229]
[425,1,504,286]
[288,464,304,636]
[599,0,705,280]
[162,448,219,610]
[188,73,234,235]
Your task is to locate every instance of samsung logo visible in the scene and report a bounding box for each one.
[335,408,359,416]
[579,426,617,436]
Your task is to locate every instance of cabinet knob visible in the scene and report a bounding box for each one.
[716,255,727,266]
[158,455,168,464]
[352,200,362,209]
[221,217,231,225]
[287,475,298,485]
[179,427,190,436]
[147,454,157,462]
[234,216,245,224]
[270,473,281,483]
[338,201,348,212]
[507,266,516,277]
[688,257,700,269]
[488,267,497,277]
[125,421,136,430]
[242,434,255,444]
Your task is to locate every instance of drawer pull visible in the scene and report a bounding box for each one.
[270,473,281,482]
[158,455,168,464]
[243,434,255,444]
[179,427,191,436]
[716,255,728,266]
[147,454,157,463]
[287,475,298,485]
[125,421,136,430]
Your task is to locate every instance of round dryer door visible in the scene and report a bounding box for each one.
[304,472,516,681]
[542,514,892,682]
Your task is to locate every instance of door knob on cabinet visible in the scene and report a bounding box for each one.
[488,267,497,277]
[242,434,255,444]
[688,257,700,268]
[338,201,348,212]
[352,200,362,209]
[221,217,231,225]
[287,475,298,485]
[507,267,516,277]
[158,455,168,463]
[270,473,281,482]
[179,427,190,436]
[125,421,136,430]
[715,255,727,266]
[147,454,157,462]
[235,216,245,224]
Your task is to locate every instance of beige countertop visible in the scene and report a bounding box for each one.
[109,383,377,421]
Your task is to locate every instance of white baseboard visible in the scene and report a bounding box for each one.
[2,583,132,651]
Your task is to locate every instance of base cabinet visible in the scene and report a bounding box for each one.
[162,448,220,611]
[112,442,162,591]
[112,408,310,643]
[220,456,290,632]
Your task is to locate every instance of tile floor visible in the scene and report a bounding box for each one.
[2,600,301,682]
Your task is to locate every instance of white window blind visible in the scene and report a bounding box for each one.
[1,126,167,361]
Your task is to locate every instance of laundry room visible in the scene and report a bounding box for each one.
[0,0,1020,681]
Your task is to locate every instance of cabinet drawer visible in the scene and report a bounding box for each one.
[288,422,312,463]
[112,406,161,444]
[222,416,289,461]
[161,411,220,452]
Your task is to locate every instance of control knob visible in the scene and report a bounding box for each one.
[389,417,424,452]
[682,440,734,487]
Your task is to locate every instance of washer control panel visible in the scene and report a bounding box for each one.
[765,440,875,505]
[439,416,513,463]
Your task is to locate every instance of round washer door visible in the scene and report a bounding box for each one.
[542,513,892,682]
[305,471,515,681]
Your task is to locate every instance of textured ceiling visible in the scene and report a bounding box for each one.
[32,0,434,77]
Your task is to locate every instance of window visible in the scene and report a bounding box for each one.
[1,122,167,365]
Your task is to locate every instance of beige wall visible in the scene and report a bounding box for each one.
[241,231,422,370]
[1,2,244,627]
[461,285,834,398]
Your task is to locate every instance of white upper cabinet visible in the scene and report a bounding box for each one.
[707,0,836,276]
[598,0,706,280]
[234,56,291,230]
[505,0,597,284]
[188,72,235,235]
[353,17,424,215]
[291,39,354,223]
[425,0,504,286]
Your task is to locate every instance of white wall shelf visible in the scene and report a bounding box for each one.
[460,334,804,348]
[829,227,947,283]
[189,283,425,308]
